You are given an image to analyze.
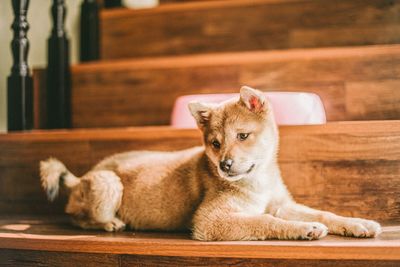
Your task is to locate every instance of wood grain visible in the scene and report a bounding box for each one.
[0,121,399,222]
[121,255,400,267]
[1,248,399,267]
[345,80,400,120]
[60,45,400,128]
[32,69,47,129]
[160,0,225,3]
[0,216,399,260]
[100,0,400,59]
[0,249,119,267]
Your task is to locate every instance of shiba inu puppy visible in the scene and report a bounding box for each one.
[40,86,382,240]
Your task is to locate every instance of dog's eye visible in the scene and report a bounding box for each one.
[211,140,221,149]
[237,133,250,141]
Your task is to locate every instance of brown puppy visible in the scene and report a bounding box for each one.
[40,86,381,240]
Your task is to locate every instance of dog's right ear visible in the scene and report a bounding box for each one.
[188,101,213,129]
[240,86,267,114]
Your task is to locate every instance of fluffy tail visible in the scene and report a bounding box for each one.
[40,158,80,201]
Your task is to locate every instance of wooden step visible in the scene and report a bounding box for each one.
[100,0,400,59]
[0,121,399,224]
[0,216,399,266]
[160,0,223,3]
[33,44,400,128]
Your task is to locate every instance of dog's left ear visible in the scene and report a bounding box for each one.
[188,101,213,129]
[240,86,267,113]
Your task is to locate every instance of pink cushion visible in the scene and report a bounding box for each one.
[171,92,326,128]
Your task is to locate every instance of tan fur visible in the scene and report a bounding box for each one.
[40,86,382,240]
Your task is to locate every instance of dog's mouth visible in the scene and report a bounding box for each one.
[227,164,255,178]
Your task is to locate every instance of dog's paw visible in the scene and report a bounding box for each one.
[296,222,328,240]
[357,218,382,237]
[334,218,382,238]
[104,218,126,232]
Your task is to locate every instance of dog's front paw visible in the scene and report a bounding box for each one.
[332,218,382,238]
[296,222,328,240]
[104,218,126,232]
[356,218,382,237]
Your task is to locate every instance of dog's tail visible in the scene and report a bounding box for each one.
[40,158,80,201]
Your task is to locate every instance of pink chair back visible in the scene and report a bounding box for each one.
[171,92,326,128]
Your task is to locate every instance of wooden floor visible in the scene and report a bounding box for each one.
[0,215,399,265]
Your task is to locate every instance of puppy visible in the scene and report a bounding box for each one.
[40,86,382,240]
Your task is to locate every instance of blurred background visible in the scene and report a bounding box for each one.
[0,0,81,132]
[1,0,399,132]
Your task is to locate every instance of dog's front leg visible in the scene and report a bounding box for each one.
[192,212,328,241]
[274,202,382,237]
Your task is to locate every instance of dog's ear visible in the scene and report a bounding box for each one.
[239,86,267,113]
[188,101,213,128]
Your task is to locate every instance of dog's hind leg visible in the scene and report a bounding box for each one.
[66,170,125,232]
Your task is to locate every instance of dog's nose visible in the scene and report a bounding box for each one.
[219,159,233,172]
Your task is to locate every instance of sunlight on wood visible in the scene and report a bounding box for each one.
[0,224,31,231]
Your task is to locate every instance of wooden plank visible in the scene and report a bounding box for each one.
[159,0,224,3]
[121,255,400,267]
[32,69,47,129]
[0,127,200,214]
[0,249,119,267]
[0,246,399,267]
[100,0,400,59]
[63,45,400,128]
[0,216,399,260]
[0,121,399,222]
[345,80,400,120]
[159,0,298,4]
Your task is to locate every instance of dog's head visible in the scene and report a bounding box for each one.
[189,86,279,182]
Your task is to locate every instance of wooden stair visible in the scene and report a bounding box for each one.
[0,216,399,266]
[33,44,400,128]
[100,0,400,59]
[1,121,399,218]
[3,0,400,265]
[0,122,400,265]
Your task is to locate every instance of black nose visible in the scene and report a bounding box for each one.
[219,159,233,172]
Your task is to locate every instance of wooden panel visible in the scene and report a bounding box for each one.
[32,69,47,129]
[345,80,400,120]
[0,216,399,260]
[121,255,400,267]
[0,121,399,223]
[100,0,400,59]
[0,249,119,267]
[279,121,400,222]
[65,45,400,128]
[0,247,399,267]
[160,0,223,3]
[0,127,200,214]
[290,25,400,48]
